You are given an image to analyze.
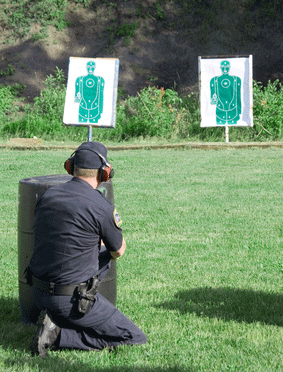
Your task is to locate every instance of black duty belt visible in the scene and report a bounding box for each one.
[32,276,79,296]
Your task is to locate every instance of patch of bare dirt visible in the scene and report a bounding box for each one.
[8,137,42,147]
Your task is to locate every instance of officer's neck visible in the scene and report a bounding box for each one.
[77,176,100,190]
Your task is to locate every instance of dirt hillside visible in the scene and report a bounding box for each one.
[1,2,283,102]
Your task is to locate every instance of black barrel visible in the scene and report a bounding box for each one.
[18,175,117,324]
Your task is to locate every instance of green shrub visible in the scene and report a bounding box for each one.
[0,84,20,125]
[3,67,66,138]
[117,87,182,139]
[253,80,283,139]
[33,67,66,122]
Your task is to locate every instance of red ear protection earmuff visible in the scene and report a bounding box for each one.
[64,149,114,183]
[98,153,114,183]
[64,152,75,175]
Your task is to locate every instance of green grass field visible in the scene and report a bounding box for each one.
[0,146,282,371]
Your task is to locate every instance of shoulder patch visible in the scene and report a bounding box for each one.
[113,208,122,228]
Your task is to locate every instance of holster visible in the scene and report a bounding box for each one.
[75,276,100,314]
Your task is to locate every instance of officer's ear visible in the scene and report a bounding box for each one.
[95,169,102,188]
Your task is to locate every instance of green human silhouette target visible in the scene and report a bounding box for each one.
[210,60,242,125]
[74,61,105,124]
[64,57,120,129]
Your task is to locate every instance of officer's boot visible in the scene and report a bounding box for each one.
[30,309,61,358]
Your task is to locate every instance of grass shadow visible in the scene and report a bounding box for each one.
[4,354,194,372]
[157,287,283,326]
[4,356,196,372]
[0,297,195,372]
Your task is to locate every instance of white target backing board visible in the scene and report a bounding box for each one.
[63,57,119,128]
[199,55,253,127]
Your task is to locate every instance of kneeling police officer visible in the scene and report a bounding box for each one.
[27,141,147,357]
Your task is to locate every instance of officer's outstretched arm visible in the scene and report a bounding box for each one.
[110,238,126,259]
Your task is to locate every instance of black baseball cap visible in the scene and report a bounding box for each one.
[73,142,108,169]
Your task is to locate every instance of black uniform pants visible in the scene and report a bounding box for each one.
[31,250,147,351]
[32,287,147,351]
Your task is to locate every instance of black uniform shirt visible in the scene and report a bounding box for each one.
[28,177,123,285]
